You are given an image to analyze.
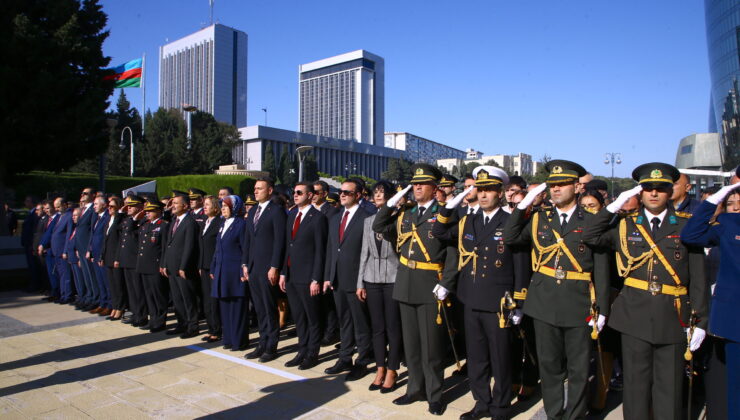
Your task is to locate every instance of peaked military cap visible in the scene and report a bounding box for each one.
[327,192,339,204]
[631,162,680,186]
[143,199,164,212]
[188,188,207,199]
[171,190,189,199]
[472,165,509,187]
[438,174,459,188]
[124,195,145,206]
[244,194,257,206]
[410,163,443,184]
[545,159,587,185]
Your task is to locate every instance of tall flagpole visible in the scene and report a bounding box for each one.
[141,53,146,137]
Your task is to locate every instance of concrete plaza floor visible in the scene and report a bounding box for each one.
[0,290,625,419]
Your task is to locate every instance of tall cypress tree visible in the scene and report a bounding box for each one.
[262,143,277,179]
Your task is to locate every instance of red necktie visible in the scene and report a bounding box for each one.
[172,217,180,235]
[291,211,302,239]
[339,211,350,242]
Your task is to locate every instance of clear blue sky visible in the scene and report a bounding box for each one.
[101,0,710,178]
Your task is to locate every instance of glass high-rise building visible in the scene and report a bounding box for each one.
[299,50,384,146]
[705,0,740,170]
[159,24,247,127]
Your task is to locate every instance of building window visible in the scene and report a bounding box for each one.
[681,144,693,155]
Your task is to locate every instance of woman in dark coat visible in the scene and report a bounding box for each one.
[199,196,222,343]
[210,195,249,351]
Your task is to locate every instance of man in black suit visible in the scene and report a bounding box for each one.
[242,178,286,363]
[280,182,328,370]
[31,203,50,293]
[136,200,169,333]
[161,191,201,338]
[116,195,148,327]
[312,180,340,345]
[357,180,378,215]
[323,179,373,381]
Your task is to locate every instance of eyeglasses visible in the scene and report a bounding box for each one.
[294,190,306,196]
[339,190,356,196]
[81,192,91,196]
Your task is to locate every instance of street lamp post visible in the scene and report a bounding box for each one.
[119,126,134,177]
[604,152,622,199]
[183,105,198,150]
[344,162,357,178]
[295,145,314,182]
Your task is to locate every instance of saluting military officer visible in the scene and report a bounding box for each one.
[373,163,458,416]
[135,199,170,333]
[503,160,610,420]
[436,174,458,204]
[583,163,708,420]
[433,166,531,420]
[189,188,208,222]
[115,195,148,328]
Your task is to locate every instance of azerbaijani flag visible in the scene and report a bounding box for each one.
[105,58,143,88]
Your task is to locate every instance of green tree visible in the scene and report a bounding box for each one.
[188,111,239,173]
[136,108,184,176]
[1,0,113,233]
[303,152,319,182]
[382,159,405,183]
[279,145,297,186]
[262,143,277,179]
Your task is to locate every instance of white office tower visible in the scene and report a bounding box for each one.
[159,24,247,127]
[299,50,385,146]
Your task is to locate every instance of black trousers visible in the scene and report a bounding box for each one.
[334,289,372,364]
[399,301,446,403]
[140,273,169,329]
[106,266,126,310]
[321,291,339,339]
[200,269,221,337]
[286,280,321,358]
[704,336,727,420]
[621,333,683,420]
[364,282,402,370]
[219,297,249,350]
[168,272,199,333]
[511,315,539,388]
[250,275,279,351]
[532,318,590,420]
[124,268,147,323]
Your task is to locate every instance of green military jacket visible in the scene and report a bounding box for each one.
[373,201,458,304]
[504,206,610,327]
[583,207,708,344]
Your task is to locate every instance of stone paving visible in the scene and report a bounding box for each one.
[0,291,625,419]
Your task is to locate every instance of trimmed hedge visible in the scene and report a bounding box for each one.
[8,172,255,205]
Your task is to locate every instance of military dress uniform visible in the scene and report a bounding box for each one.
[116,196,148,327]
[433,167,531,419]
[373,164,458,414]
[135,200,170,332]
[583,163,708,420]
[504,160,610,420]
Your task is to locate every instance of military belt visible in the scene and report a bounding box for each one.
[624,277,687,297]
[537,265,592,281]
[399,255,442,271]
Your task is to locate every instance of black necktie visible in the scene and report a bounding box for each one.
[560,213,568,234]
[651,217,660,238]
[469,207,475,215]
[418,206,426,222]
[484,215,490,226]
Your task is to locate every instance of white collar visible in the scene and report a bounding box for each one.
[466,203,480,213]
[257,201,270,211]
[556,203,577,220]
[481,207,501,219]
[643,208,668,226]
[417,199,435,210]
[297,205,311,218]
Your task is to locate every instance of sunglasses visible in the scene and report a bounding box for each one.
[81,192,91,196]
[339,190,356,196]
[641,185,672,193]
[293,190,307,196]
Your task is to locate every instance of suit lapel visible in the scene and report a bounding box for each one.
[340,209,362,245]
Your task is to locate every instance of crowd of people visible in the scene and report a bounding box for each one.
[15,161,740,420]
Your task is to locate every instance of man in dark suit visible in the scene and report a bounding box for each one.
[312,180,339,345]
[161,191,201,338]
[280,182,328,370]
[38,199,60,301]
[323,179,373,381]
[88,196,111,315]
[32,203,50,293]
[49,198,74,304]
[242,177,286,362]
[137,200,169,332]
[433,167,531,420]
[357,181,378,215]
[116,196,147,327]
[75,187,100,311]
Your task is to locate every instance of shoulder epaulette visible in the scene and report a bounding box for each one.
[710,221,720,226]
[625,211,639,217]
[438,201,446,207]
[537,206,552,212]
[675,211,692,218]
[582,207,597,214]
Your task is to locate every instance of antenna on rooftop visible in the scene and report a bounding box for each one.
[209,0,214,25]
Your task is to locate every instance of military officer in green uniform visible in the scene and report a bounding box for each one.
[373,163,458,416]
[582,162,708,420]
[436,174,459,204]
[503,159,610,420]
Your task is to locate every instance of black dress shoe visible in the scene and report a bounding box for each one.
[166,328,186,336]
[320,335,339,347]
[369,382,383,391]
[428,402,446,416]
[180,331,199,339]
[380,382,398,394]
[122,318,134,325]
[324,360,353,375]
[284,354,304,368]
[231,343,248,351]
[345,365,369,381]
[459,408,490,420]
[223,344,231,349]
[298,356,318,370]
[245,347,264,359]
[149,326,166,333]
[393,394,424,405]
[258,351,277,363]
[206,336,222,343]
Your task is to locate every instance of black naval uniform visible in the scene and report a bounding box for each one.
[136,217,169,331]
[117,215,147,325]
[373,198,458,406]
[433,205,530,418]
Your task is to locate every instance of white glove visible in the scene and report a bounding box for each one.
[606,185,643,213]
[446,186,474,209]
[517,182,548,210]
[510,309,523,325]
[387,185,412,208]
[432,284,449,301]
[689,327,706,352]
[588,314,607,332]
[706,183,740,205]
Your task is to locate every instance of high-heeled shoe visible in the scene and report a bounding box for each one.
[380,370,398,393]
